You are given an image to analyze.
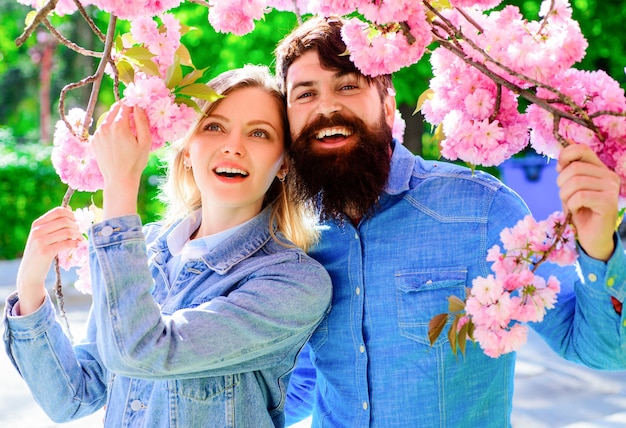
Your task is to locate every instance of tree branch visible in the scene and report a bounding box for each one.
[15,0,59,47]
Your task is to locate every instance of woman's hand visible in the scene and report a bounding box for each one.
[17,207,82,315]
[92,102,152,219]
[557,144,620,261]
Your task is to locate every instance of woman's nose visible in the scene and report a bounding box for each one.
[221,134,244,156]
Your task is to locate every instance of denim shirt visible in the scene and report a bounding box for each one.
[3,207,332,427]
[286,143,626,427]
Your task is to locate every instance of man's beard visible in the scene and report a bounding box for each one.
[289,112,392,221]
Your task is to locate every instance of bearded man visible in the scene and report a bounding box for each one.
[276,15,626,428]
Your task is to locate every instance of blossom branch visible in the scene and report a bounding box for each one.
[489,84,502,123]
[530,212,574,272]
[537,0,556,35]
[552,115,571,147]
[431,29,602,141]
[42,19,103,58]
[81,15,117,132]
[423,0,604,141]
[71,0,106,42]
[15,0,58,47]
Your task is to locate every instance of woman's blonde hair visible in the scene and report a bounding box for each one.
[159,64,319,251]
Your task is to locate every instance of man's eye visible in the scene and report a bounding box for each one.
[296,91,313,100]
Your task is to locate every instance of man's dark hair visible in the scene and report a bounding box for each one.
[275,15,394,101]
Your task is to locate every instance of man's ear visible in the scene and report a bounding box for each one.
[383,91,397,129]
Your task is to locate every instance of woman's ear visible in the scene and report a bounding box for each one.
[182,152,192,170]
[276,158,289,181]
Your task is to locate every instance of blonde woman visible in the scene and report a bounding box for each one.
[5,65,331,428]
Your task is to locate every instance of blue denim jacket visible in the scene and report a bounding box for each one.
[286,143,626,427]
[3,207,331,427]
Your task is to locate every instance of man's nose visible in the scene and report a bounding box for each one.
[316,91,341,117]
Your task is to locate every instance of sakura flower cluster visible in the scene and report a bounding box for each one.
[129,14,182,76]
[121,73,196,151]
[527,68,626,202]
[463,212,577,357]
[422,47,529,166]
[18,0,182,19]
[421,0,592,167]
[52,14,196,193]
[57,207,97,294]
[52,108,104,192]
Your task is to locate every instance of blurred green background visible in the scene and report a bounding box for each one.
[0,0,624,259]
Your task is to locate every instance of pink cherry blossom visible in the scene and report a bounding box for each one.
[92,0,182,20]
[307,0,359,17]
[130,14,181,76]
[267,0,313,14]
[122,74,197,150]
[51,108,104,192]
[392,109,406,144]
[17,0,94,16]
[208,0,266,36]
[340,5,432,77]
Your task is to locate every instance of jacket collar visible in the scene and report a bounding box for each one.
[150,207,273,275]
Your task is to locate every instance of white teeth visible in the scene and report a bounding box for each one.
[315,127,352,139]
[215,167,248,176]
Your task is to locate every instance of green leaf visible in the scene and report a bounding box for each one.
[166,59,183,90]
[428,313,448,346]
[466,319,475,342]
[174,96,202,113]
[458,320,471,357]
[414,88,434,115]
[175,44,195,67]
[448,316,459,355]
[136,59,161,77]
[24,11,38,28]
[178,67,209,88]
[114,34,124,53]
[125,46,156,62]
[116,60,135,85]
[447,295,466,313]
[177,83,222,102]
[95,112,108,130]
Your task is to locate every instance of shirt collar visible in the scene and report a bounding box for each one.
[383,141,416,196]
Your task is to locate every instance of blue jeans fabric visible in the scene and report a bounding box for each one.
[286,143,626,427]
[4,207,332,427]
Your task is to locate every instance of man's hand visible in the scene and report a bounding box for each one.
[556,144,620,262]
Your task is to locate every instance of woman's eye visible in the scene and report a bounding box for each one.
[203,122,221,132]
[251,129,269,139]
[340,84,357,91]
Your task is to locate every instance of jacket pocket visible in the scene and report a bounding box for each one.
[171,374,240,401]
[395,268,467,347]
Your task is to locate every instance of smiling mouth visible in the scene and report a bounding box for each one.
[214,166,249,178]
[315,127,353,141]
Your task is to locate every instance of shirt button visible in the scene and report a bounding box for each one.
[355,287,361,295]
[359,345,365,353]
[354,233,359,239]
[607,277,615,287]
[587,273,598,283]
[101,225,114,237]
[130,399,143,411]
[362,401,368,410]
